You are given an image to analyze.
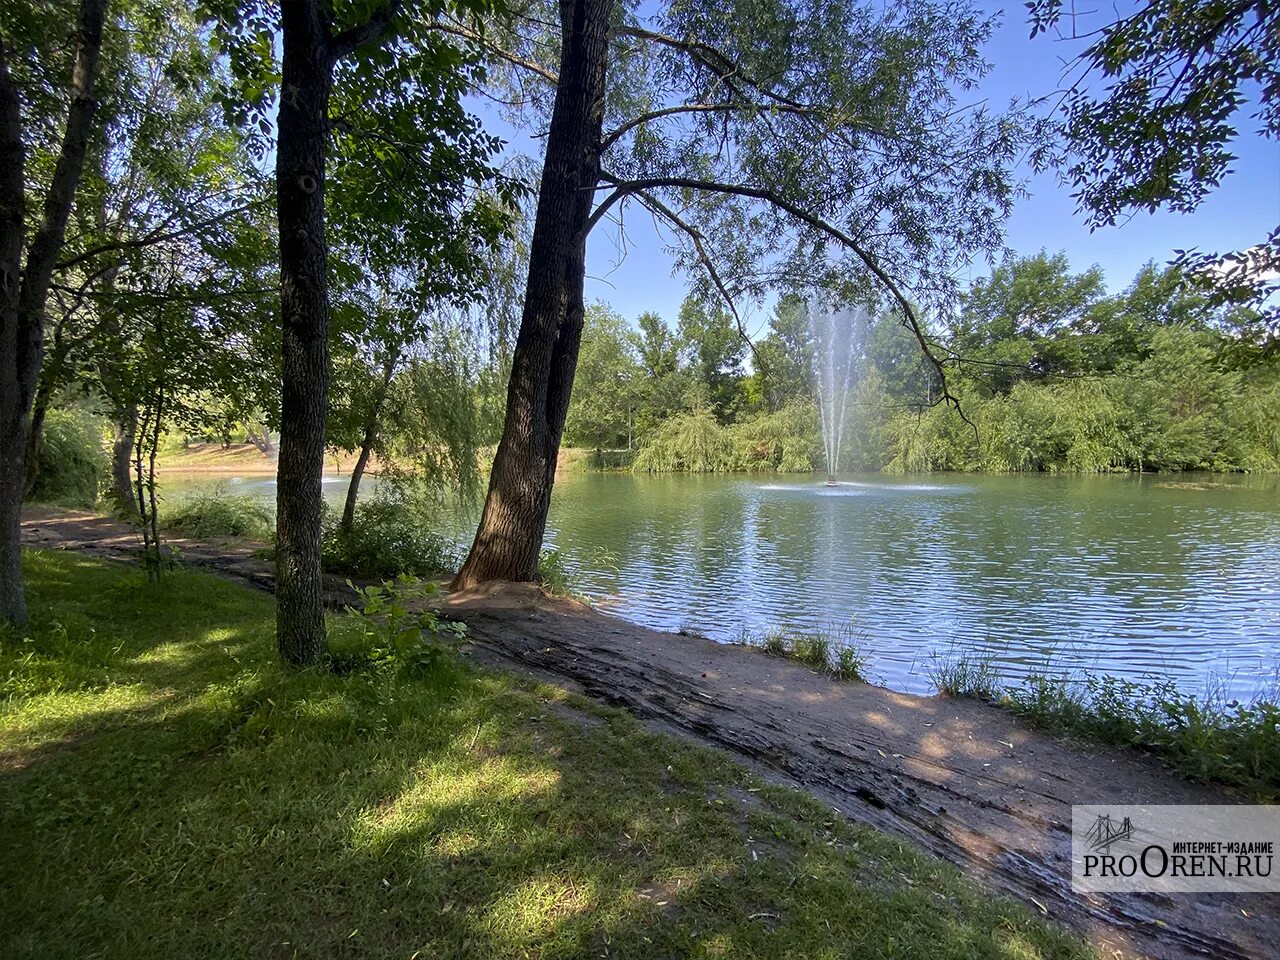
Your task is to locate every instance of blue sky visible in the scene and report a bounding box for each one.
[478,5,1279,334]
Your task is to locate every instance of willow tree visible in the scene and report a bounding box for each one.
[450,0,1044,585]
[0,0,108,626]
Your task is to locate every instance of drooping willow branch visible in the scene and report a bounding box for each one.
[588,174,972,427]
[618,182,764,370]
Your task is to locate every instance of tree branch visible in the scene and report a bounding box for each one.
[54,200,266,272]
[612,25,809,113]
[595,174,972,426]
[629,189,765,371]
[431,19,560,85]
[601,101,817,151]
[330,1,403,61]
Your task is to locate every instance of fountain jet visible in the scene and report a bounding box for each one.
[807,295,869,482]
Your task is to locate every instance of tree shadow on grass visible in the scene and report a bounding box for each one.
[0,555,1092,960]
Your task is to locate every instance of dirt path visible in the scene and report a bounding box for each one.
[21,510,1277,960]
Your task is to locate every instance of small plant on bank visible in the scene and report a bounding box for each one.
[790,632,832,671]
[757,629,790,658]
[832,645,868,682]
[745,624,869,681]
[341,576,467,676]
[928,652,1003,700]
[536,547,576,596]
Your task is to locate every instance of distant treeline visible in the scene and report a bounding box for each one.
[565,252,1279,474]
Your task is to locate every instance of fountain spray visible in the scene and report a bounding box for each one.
[807,294,870,483]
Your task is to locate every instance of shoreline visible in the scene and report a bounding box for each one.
[17,506,1277,960]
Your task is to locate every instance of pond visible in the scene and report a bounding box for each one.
[160,470,1280,699]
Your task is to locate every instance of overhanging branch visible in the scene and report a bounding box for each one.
[629,189,763,369]
[432,19,560,85]
[593,174,972,427]
[601,101,818,151]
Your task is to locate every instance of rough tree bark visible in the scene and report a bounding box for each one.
[453,0,613,587]
[275,1,336,665]
[274,0,398,664]
[0,0,107,627]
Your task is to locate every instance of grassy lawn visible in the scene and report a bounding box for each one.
[1,552,1093,960]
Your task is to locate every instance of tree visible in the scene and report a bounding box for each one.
[676,294,746,422]
[752,293,813,411]
[563,302,640,451]
[948,250,1106,391]
[210,0,513,664]
[1030,0,1280,336]
[0,0,107,626]
[452,0,1044,584]
[453,0,612,587]
[25,1,273,515]
[328,297,485,531]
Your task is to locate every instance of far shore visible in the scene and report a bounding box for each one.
[156,442,596,477]
[155,442,380,476]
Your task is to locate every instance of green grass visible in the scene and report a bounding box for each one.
[925,653,1280,800]
[927,653,1003,701]
[0,552,1092,960]
[744,624,869,682]
[1003,673,1280,801]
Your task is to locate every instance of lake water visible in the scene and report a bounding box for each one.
[161,470,1280,699]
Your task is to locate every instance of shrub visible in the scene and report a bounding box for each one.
[28,408,107,507]
[337,576,467,677]
[1004,673,1280,799]
[163,486,274,540]
[321,497,461,579]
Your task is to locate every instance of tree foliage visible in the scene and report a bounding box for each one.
[1030,0,1280,338]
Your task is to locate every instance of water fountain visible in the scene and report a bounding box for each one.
[807,295,869,483]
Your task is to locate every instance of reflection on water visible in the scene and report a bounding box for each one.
[160,470,1280,699]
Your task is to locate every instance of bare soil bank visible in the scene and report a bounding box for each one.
[20,508,1278,960]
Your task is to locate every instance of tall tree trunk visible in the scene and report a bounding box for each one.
[111,404,138,516]
[23,382,51,497]
[340,427,375,534]
[0,0,107,627]
[340,351,397,534]
[275,0,335,665]
[454,0,612,588]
